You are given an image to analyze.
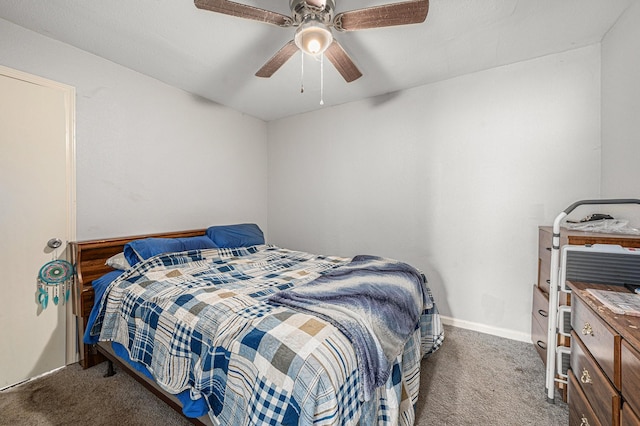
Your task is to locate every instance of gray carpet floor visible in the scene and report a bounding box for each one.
[0,325,568,425]
[417,325,568,425]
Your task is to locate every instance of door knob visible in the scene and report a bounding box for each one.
[47,238,62,249]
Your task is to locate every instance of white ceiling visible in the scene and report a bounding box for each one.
[0,0,633,121]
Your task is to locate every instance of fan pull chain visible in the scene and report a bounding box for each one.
[320,54,324,106]
[300,52,304,93]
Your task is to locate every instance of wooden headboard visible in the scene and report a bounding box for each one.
[71,228,207,368]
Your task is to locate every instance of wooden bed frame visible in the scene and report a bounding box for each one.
[71,229,211,426]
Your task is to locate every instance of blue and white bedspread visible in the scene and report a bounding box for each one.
[89,245,444,426]
[269,255,430,403]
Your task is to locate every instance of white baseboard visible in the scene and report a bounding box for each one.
[0,365,66,392]
[440,315,532,343]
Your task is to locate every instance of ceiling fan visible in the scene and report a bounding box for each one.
[194,0,430,83]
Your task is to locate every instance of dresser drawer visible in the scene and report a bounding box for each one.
[622,340,640,416]
[538,257,551,294]
[538,227,553,263]
[532,284,548,320]
[536,227,568,303]
[531,285,549,363]
[531,313,547,363]
[571,294,621,388]
[571,331,620,426]
[538,228,552,294]
[532,284,549,320]
[622,403,640,426]
[568,369,603,426]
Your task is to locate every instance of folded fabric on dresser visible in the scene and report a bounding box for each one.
[269,255,430,402]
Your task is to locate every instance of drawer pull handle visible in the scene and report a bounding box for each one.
[536,340,546,350]
[582,322,593,336]
[580,416,590,426]
[537,309,548,318]
[580,368,592,384]
[546,279,550,284]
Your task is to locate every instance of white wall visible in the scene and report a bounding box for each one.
[0,12,618,346]
[268,46,602,340]
[601,1,640,223]
[0,18,268,240]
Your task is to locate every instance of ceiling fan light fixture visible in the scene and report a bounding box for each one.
[294,18,333,56]
[196,0,429,83]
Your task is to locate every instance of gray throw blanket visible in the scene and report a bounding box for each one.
[268,255,430,402]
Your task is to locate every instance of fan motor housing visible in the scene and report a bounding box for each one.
[290,0,335,25]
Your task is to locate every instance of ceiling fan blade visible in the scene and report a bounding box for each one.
[334,0,429,31]
[194,0,293,27]
[324,40,362,83]
[255,40,299,78]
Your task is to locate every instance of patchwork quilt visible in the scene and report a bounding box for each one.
[90,245,444,425]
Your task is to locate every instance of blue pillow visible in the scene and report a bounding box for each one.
[206,223,265,248]
[123,235,218,266]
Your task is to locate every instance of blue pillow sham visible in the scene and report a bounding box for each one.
[123,235,218,266]
[206,223,264,248]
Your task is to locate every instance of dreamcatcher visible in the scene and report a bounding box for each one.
[37,238,74,309]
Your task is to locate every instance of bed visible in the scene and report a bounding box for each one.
[71,224,444,426]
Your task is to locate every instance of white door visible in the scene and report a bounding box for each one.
[0,66,76,388]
